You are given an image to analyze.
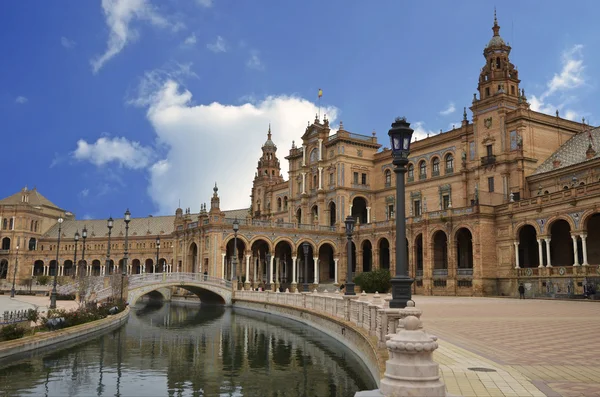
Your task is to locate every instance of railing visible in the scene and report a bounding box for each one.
[457,268,473,276]
[432,269,448,277]
[445,167,454,174]
[0,249,9,255]
[351,183,370,190]
[481,155,496,166]
[348,132,374,142]
[2,310,29,325]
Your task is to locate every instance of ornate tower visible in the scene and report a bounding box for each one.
[251,125,283,218]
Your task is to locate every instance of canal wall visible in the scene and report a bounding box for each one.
[0,306,130,361]
[234,292,390,387]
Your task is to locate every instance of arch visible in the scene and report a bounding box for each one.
[550,219,574,266]
[318,243,335,282]
[157,257,168,273]
[226,236,247,282]
[0,259,7,279]
[514,221,540,237]
[144,258,153,273]
[518,225,538,268]
[444,153,454,172]
[91,259,101,276]
[277,197,282,212]
[328,201,336,226]
[188,242,199,273]
[547,215,576,233]
[455,228,473,270]
[283,196,288,210]
[432,230,448,270]
[351,196,368,224]
[28,238,36,251]
[296,241,316,285]
[130,259,141,274]
[251,238,271,287]
[274,240,293,287]
[296,207,302,224]
[309,148,318,163]
[581,210,600,231]
[33,260,44,276]
[362,240,373,272]
[49,260,58,276]
[63,260,74,276]
[1,237,10,250]
[418,160,427,178]
[223,233,250,250]
[407,163,414,179]
[316,240,337,255]
[431,156,440,175]
[311,204,318,223]
[585,212,600,265]
[128,282,229,306]
[384,169,392,186]
[414,234,423,274]
[378,238,390,269]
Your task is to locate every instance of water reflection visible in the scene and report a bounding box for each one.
[0,302,376,397]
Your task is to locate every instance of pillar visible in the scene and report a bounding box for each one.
[245,255,251,286]
[513,241,520,269]
[537,239,544,267]
[275,258,280,288]
[292,256,297,284]
[366,207,371,223]
[32,265,35,277]
[221,252,226,279]
[302,144,306,166]
[318,138,323,160]
[544,238,552,267]
[571,234,580,266]
[349,204,353,216]
[269,255,274,284]
[313,256,319,284]
[334,258,339,284]
[581,233,589,266]
[301,172,306,194]
[318,167,323,190]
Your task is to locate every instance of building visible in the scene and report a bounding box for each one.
[1,13,599,298]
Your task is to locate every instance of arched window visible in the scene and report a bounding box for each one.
[408,164,414,179]
[277,197,282,212]
[432,158,440,175]
[419,161,426,178]
[445,154,454,171]
[310,148,318,163]
[313,174,317,189]
[385,169,392,186]
[283,196,288,210]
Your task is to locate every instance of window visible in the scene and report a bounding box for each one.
[277,198,282,212]
[298,181,302,194]
[1,219,5,230]
[413,200,422,216]
[353,172,359,184]
[408,164,414,179]
[9,218,13,230]
[284,196,288,210]
[445,154,454,171]
[385,169,391,186]
[387,204,394,220]
[485,87,490,97]
[488,176,495,192]
[512,192,520,201]
[511,86,515,95]
[432,158,440,175]
[442,195,450,210]
[30,220,34,231]
[313,175,317,189]
[419,161,426,177]
[329,172,334,185]
[361,173,367,185]
[486,145,493,157]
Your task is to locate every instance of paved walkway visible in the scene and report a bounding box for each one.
[0,295,78,315]
[412,296,600,397]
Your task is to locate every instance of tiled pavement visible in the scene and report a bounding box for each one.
[412,296,600,397]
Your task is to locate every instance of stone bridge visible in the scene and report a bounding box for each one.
[95,273,233,305]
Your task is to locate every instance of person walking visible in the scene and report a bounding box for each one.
[518,283,525,299]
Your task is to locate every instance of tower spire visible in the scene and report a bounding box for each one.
[267,123,272,140]
[492,7,500,36]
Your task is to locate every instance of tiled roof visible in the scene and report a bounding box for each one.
[533,127,600,175]
[0,187,62,209]
[224,208,250,219]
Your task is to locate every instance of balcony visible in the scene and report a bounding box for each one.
[457,268,473,276]
[351,183,370,190]
[407,176,414,183]
[481,155,496,166]
[419,173,427,181]
[445,167,454,175]
[431,170,440,177]
[0,249,8,255]
[432,269,448,277]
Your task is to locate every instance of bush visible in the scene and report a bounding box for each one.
[36,275,50,286]
[1,324,26,341]
[354,269,391,293]
[27,308,39,324]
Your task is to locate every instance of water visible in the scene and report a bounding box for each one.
[0,302,376,396]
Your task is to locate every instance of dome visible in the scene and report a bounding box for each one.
[263,138,276,148]
[487,35,505,48]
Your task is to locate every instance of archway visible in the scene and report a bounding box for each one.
[63,260,74,276]
[415,234,423,275]
[1,237,10,250]
[226,237,247,282]
[433,231,448,271]
[92,259,101,276]
[351,197,368,224]
[456,228,474,270]
[297,242,315,285]
[296,208,302,224]
[318,243,335,282]
[158,257,168,273]
[346,241,357,274]
[379,238,390,270]
[251,239,270,287]
[274,240,293,288]
[0,259,7,279]
[550,220,573,266]
[33,260,44,276]
[311,205,318,224]
[49,260,58,276]
[362,240,373,272]
[106,259,115,274]
[518,225,538,268]
[329,201,336,226]
[586,213,600,265]
[145,258,154,273]
[188,243,198,273]
[131,259,141,274]
[28,238,36,251]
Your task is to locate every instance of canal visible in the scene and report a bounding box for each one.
[0,301,376,396]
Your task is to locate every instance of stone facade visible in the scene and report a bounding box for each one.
[1,13,600,299]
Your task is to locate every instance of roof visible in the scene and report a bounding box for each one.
[0,187,62,209]
[224,208,250,220]
[533,127,600,175]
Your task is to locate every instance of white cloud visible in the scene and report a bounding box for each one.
[79,189,90,198]
[411,121,439,142]
[131,76,337,213]
[15,96,27,104]
[73,136,154,169]
[183,33,197,46]
[91,0,176,74]
[61,36,76,49]
[82,214,94,220]
[196,0,213,7]
[246,51,264,70]
[207,36,226,53]
[563,109,581,121]
[439,102,455,116]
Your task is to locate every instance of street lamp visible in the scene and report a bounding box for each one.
[232,218,239,287]
[265,253,271,291]
[81,226,88,276]
[73,231,79,278]
[10,245,19,298]
[121,209,131,304]
[50,216,64,309]
[155,236,160,273]
[345,216,356,295]
[388,117,414,308]
[302,242,310,292]
[106,217,113,276]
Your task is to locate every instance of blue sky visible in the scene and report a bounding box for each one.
[1,0,598,220]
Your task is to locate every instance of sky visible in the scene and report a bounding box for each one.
[1,0,598,221]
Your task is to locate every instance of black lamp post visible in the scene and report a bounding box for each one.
[345,216,356,295]
[81,226,88,277]
[232,218,239,286]
[265,253,271,291]
[121,209,131,304]
[388,117,414,308]
[73,231,79,278]
[50,216,64,309]
[155,237,160,273]
[302,242,310,292]
[10,245,19,298]
[106,217,113,275]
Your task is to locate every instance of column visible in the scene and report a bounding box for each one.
[318,138,323,160]
[302,144,307,166]
[275,258,280,285]
[537,239,544,267]
[301,172,306,194]
[571,235,580,266]
[292,256,297,284]
[269,255,275,284]
[313,256,319,284]
[318,167,323,190]
[366,207,371,224]
[253,256,257,285]
[221,253,226,279]
[44,265,48,276]
[581,233,589,266]
[513,241,520,269]
[245,255,251,285]
[349,204,353,216]
[32,265,35,276]
[544,238,552,267]
[334,258,339,284]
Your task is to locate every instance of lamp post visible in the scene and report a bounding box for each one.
[121,209,131,304]
[232,218,239,288]
[10,245,19,298]
[106,217,113,275]
[81,226,88,276]
[388,117,414,308]
[344,216,356,295]
[155,237,160,273]
[73,231,79,278]
[302,242,310,292]
[265,253,271,291]
[50,216,64,309]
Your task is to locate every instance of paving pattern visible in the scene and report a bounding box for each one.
[412,296,600,397]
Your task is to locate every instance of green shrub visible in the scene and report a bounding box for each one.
[27,309,39,324]
[354,268,391,293]
[1,324,26,341]
[36,275,50,286]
